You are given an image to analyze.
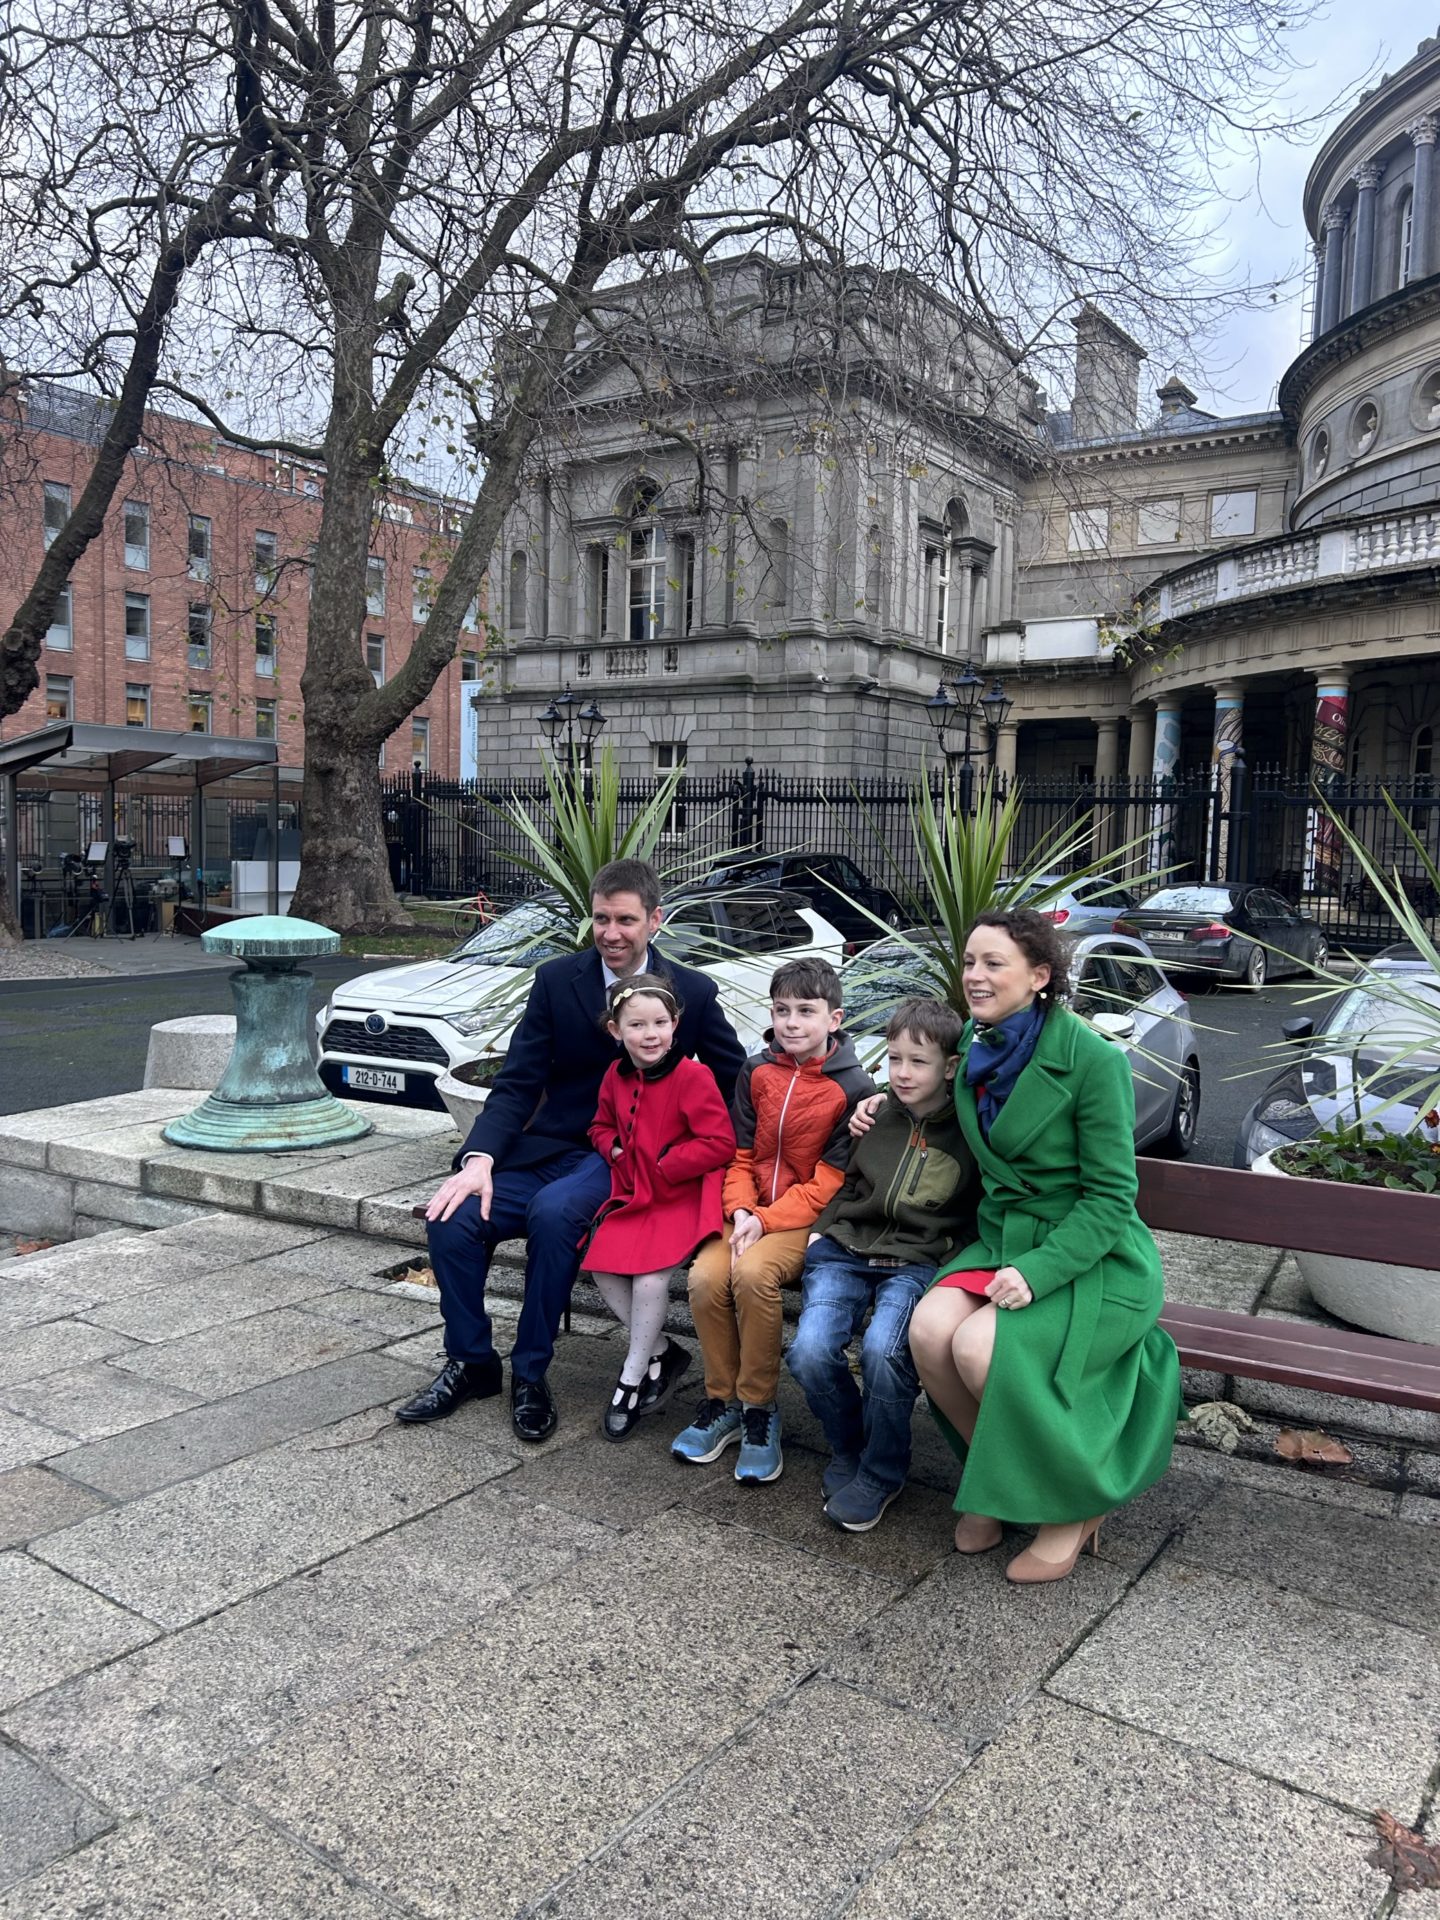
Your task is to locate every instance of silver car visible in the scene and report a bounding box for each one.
[1017,874,1141,938]
[838,931,1201,1157]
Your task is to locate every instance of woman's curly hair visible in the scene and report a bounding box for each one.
[964,908,1071,1008]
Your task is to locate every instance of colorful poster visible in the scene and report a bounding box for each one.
[1304,686,1349,895]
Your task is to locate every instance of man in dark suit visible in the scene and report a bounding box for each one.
[396,857,746,1441]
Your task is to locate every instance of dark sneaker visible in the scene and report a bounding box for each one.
[821,1453,860,1502]
[672,1398,743,1464]
[824,1473,902,1533]
[734,1405,783,1484]
[635,1339,691,1416]
[603,1373,647,1442]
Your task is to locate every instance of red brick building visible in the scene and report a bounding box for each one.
[1,384,483,777]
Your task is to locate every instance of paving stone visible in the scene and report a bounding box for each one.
[1405,1449,1440,1499]
[1047,1557,1440,1811]
[0,1743,111,1894]
[0,1093,199,1171]
[847,1695,1384,1920]
[33,1406,517,1628]
[222,1508,899,1919]
[107,1307,376,1399]
[6,1485,615,1816]
[1168,1441,1398,1516]
[258,1142,457,1230]
[138,1214,332,1261]
[1234,1372,1440,1449]
[823,1533,1130,1742]
[53,1352,433,1500]
[70,1184,211,1232]
[1261,1251,1327,1317]
[143,1147,356,1212]
[0,1167,74,1238]
[1154,1229,1284,1311]
[0,1407,91,1472]
[1,1364,202,1444]
[294,1287,442,1340]
[1173,1484,1440,1633]
[540,1680,967,1919]
[0,1466,108,1548]
[80,1264,341,1343]
[354,1180,433,1245]
[230,1234,423,1290]
[2,1236,212,1305]
[47,1124,174,1184]
[0,1319,139,1388]
[0,1552,155,1710]
[1398,1492,1440,1528]
[0,1783,395,1918]
[337,1099,454,1139]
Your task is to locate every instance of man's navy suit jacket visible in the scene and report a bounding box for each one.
[454,945,748,1174]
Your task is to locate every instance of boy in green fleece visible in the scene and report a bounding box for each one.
[785,997,976,1532]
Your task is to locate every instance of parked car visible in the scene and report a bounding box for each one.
[316,889,844,1107]
[697,851,904,950]
[1232,957,1440,1166]
[838,932,1201,1156]
[1017,873,1140,936]
[1115,882,1328,987]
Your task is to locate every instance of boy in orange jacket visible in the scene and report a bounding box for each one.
[672,957,875,1484]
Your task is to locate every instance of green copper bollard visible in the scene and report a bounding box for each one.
[163,915,374,1152]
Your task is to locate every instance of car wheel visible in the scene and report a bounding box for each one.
[1156,1061,1200,1159]
[1311,936,1328,971]
[1244,943,1267,988]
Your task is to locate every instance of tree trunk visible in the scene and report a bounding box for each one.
[289,742,409,932]
[0,872,19,945]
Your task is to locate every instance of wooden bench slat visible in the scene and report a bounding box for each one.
[1158,1305,1440,1414]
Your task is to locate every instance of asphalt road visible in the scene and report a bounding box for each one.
[0,958,1313,1166]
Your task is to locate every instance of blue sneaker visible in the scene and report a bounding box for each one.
[671,1397,743,1464]
[734,1405,783,1484]
[821,1453,860,1502]
[824,1472,902,1533]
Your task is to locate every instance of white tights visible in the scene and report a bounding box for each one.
[589,1269,672,1387]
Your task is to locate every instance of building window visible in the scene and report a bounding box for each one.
[255,698,277,741]
[627,517,666,642]
[590,546,611,641]
[123,501,150,570]
[1400,190,1415,288]
[508,551,527,632]
[187,515,211,580]
[680,537,696,634]
[255,613,277,677]
[365,632,385,686]
[412,566,433,624]
[43,481,70,548]
[47,585,73,651]
[255,529,279,594]
[187,603,212,670]
[1136,498,1182,546]
[365,556,386,616]
[411,716,430,769]
[45,675,72,722]
[1066,506,1110,553]
[460,650,480,681]
[654,741,688,835]
[929,541,952,648]
[1208,490,1257,538]
[125,684,150,728]
[187,692,212,733]
[124,592,151,662]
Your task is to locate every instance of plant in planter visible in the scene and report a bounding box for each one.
[1273,1123,1439,1194]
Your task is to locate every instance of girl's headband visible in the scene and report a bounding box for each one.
[609,982,678,1014]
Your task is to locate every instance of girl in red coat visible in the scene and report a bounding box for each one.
[585,975,736,1441]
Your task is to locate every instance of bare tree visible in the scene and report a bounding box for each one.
[2,0,1318,931]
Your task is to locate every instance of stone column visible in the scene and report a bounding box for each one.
[1094,713,1120,857]
[1210,681,1244,880]
[993,719,1019,786]
[1310,240,1327,344]
[1320,203,1348,333]
[731,442,761,636]
[952,556,974,657]
[972,564,990,644]
[1149,696,1183,878]
[1348,163,1383,315]
[1409,115,1438,280]
[1304,668,1351,897]
[1127,704,1155,781]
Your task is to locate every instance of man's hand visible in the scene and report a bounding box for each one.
[426,1153,494,1224]
[729,1210,764,1262]
[848,1093,886,1139]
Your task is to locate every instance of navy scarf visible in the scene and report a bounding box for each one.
[965,1000,1047,1137]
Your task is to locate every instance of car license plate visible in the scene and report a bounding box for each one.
[343,1066,405,1094]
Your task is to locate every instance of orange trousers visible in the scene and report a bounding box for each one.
[687,1227,811,1407]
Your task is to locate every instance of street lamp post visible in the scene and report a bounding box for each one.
[925,662,1013,814]
[537,683,608,804]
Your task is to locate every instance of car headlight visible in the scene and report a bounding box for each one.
[446,1012,505,1038]
[1245,1096,1313,1161]
[1245,1120,1299,1160]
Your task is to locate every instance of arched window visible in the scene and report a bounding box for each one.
[508,550,527,632]
[928,499,969,652]
[624,479,666,642]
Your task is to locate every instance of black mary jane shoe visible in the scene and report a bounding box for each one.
[635,1339,692,1416]
[602,1374,648,1442]
[394,1356,502,1424]
[511,1375,558,1443]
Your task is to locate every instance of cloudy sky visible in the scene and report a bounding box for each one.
[1182,4,1437,416]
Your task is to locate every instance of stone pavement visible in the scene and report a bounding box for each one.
[0,1205,1438,1916]
[0,935,237,983]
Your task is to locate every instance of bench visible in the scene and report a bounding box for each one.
[1138,1159,1440,1415]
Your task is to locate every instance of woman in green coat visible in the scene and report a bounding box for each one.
[908,908,1181,1584]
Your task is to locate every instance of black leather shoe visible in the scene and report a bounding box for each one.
[394,1356,502,1424]
[512,1375,557,1442]
[636,1339,691,1416]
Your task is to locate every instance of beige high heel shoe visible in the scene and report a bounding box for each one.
[1005,1517,1103,1585]
[953,1512,1003,1554]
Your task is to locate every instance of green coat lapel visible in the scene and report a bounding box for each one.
[974,1007,1078,1165]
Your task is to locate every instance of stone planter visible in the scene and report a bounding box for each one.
[1252,1149,1440,1343]
[435,1060,497,1137]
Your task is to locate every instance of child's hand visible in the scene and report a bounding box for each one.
[610,1143,623,1160]
[985,1266,1033,1310]
[848,1093,886,1139]
[729,1211,763,1261]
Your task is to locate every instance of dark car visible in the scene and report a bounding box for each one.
[698,851,904,951]
[1233,959,1440,1165]
[1116,883,1328,987]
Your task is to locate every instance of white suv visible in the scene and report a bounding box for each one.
[317,890,843,1107]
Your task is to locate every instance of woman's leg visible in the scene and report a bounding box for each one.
[908,1289,988,1441]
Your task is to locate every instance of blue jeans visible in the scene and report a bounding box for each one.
[426,1150,612,1383]
[784,1236,928,1496]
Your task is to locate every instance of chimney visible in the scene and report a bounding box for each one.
[1156,375,1199,420]
[1071,305,1146,440]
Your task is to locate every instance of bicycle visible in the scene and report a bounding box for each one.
[450,888,495,939]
